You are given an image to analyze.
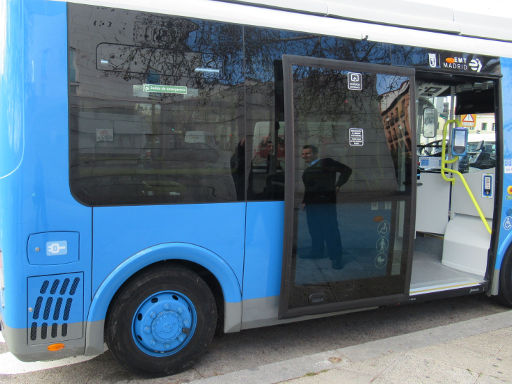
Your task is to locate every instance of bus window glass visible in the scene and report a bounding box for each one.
[245,29,320,201]
[68,5,244,206]
[287,64,413,308]
[244,28,392,201]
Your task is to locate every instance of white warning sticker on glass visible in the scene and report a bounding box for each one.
[349,128,364,146]
[347,72,363,91]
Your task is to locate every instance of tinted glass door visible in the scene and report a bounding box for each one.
[280,56,415,318]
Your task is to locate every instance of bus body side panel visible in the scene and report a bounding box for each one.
[495,57,512,289]
[0,0,93,361]
[0,0,24,342]
[86,203,245,350]
[241,202,284,328]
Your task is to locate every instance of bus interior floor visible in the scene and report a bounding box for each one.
[410,234,486,295]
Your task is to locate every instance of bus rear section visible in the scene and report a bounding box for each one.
[1,0,246,374]
[0,0,93,362]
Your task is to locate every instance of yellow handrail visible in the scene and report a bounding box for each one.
[440,119,492,235]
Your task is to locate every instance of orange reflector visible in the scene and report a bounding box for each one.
[47,343,65,352]
[373,216,384,222]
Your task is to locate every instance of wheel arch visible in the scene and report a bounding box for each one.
[496,237,512,305]
[84,243,242,355]
[496,230,512,270]
[491,231,512,295]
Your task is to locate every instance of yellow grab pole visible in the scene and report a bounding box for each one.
[441,119,457,182]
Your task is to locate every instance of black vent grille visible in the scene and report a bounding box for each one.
[28,273,83,344]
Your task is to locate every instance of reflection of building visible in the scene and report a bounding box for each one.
[379,81,411,153]
[467,113,495,135]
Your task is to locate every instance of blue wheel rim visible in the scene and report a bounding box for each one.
[132,290,197,357]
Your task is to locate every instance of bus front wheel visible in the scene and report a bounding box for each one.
[105,265,217,376]
[499,249,512,307]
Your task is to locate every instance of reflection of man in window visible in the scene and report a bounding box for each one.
[301,145,352,269]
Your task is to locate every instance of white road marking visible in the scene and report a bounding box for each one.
[0,330,98,374]
[0,352,96,374]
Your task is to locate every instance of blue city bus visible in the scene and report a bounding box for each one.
[1,0,512,376]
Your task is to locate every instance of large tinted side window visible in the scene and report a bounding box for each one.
[243,28,391,201]
[68,5,244,206]
[244,28,321,201]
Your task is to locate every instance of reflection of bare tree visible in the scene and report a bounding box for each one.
[291,66,411,193]
[321,37,389,63]
[242,27,401,198]
[95,11,244,93]
[292,68,383,125]
[69,5,246,205]
[245,28,389,83]
[394,46,425,66]
[69,3,414,204]
[243,27,392,133]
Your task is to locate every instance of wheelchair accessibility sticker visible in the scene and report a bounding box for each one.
[377,221,390,236]
[375,252,387,269]
[504,216,512,231]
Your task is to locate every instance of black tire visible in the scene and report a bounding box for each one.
[499,249,512,307]
[105,265,217,376]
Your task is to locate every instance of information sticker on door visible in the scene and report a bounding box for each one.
[349,128,364,146]
[347,72,363,91]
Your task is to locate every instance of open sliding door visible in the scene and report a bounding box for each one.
[280,55,416,318]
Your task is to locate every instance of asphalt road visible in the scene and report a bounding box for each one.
[0,294,507,384]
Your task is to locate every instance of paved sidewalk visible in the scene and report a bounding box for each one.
[283,325,512,383]
[187,310,512,384]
